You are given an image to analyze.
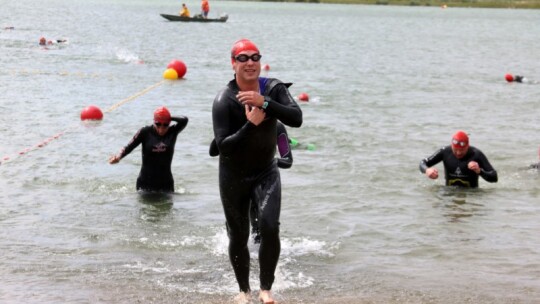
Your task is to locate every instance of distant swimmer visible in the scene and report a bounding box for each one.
[528,146,540,169]
[39,37,68,46]
[209,120,294,244]
[419,130,498,188]
[109,106,188,192]
[505,73,537,84]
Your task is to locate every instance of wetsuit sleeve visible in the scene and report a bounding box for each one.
[218,122,256,156]
[170,116,188,134]
[476,150,498,183]
[212,90,257,156]
[419,147,445,173]
[119,128,144,159]
[276,123,293,169]
[209,138,219,157]
[263,84,302,128]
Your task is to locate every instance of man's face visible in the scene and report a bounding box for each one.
[232,51,261,83]
[452,145,469,159]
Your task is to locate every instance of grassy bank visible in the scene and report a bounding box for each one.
[256,0,540,9]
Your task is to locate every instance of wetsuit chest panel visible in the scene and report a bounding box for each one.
[140,126,178,176]
[442,148,478,187]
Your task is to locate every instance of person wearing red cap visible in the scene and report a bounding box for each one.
[108,106,188,192]
[419,130,498,187]
[211,38,302,303]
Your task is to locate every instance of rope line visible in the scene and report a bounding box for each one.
[1,80,166,166]
[105,80,165,113]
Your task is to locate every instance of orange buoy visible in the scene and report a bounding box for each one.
[80,105,103,120]
[505,74,514,82]
[167,59,187,78]
[298,92,309,102]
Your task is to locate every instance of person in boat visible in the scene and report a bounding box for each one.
[211,38,302,304]
[419,130,498,188]
[201,0,210,18]
[179,3,190,17]
[209,121,294,244]
[108,106,188,193]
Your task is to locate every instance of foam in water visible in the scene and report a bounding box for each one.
[115,47,143,64]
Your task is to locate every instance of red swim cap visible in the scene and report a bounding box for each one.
[451,130,469,149]
[154,106,171,123]
[505,74,514,82]
[231,39,259,58]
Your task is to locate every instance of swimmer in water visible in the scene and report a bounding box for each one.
[419,130,498,188]
[39,37,68,46]
[109,106,188,192]
[528,146,540,169]
[211,38,302,303]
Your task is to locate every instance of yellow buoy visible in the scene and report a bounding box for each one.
[163,68,178,80]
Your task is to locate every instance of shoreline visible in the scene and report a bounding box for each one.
[246,0,540,9]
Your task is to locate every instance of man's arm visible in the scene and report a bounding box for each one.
[419,147,444,174]
[476,150,498,183]
[212,91,256,156]
[263,84,302,128]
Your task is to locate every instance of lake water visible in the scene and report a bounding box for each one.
[1,0,539,303]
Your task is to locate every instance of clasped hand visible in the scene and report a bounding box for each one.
[237,91,264,108]
[238,91,266,126]
[467,161,481,174]
[245,105,265,126]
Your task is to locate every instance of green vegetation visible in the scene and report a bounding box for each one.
[258,0,540,9]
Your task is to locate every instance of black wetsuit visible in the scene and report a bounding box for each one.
[209,121,294,243]
[212,77,302,292]
[119,116,188,192]
[419,145,498,188]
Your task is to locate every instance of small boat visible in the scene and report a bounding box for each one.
[160,14,228,23]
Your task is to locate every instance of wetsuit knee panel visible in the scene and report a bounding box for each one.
[258,219,280,237]
[226,221,251,243]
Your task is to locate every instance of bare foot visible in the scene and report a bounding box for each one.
[259,290,275,304]
[234,291,252,304]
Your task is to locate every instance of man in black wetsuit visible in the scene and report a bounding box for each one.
[211,39,302,304]
[209,121,294,244]
[109,106,188,192]
[419,130,498,188]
